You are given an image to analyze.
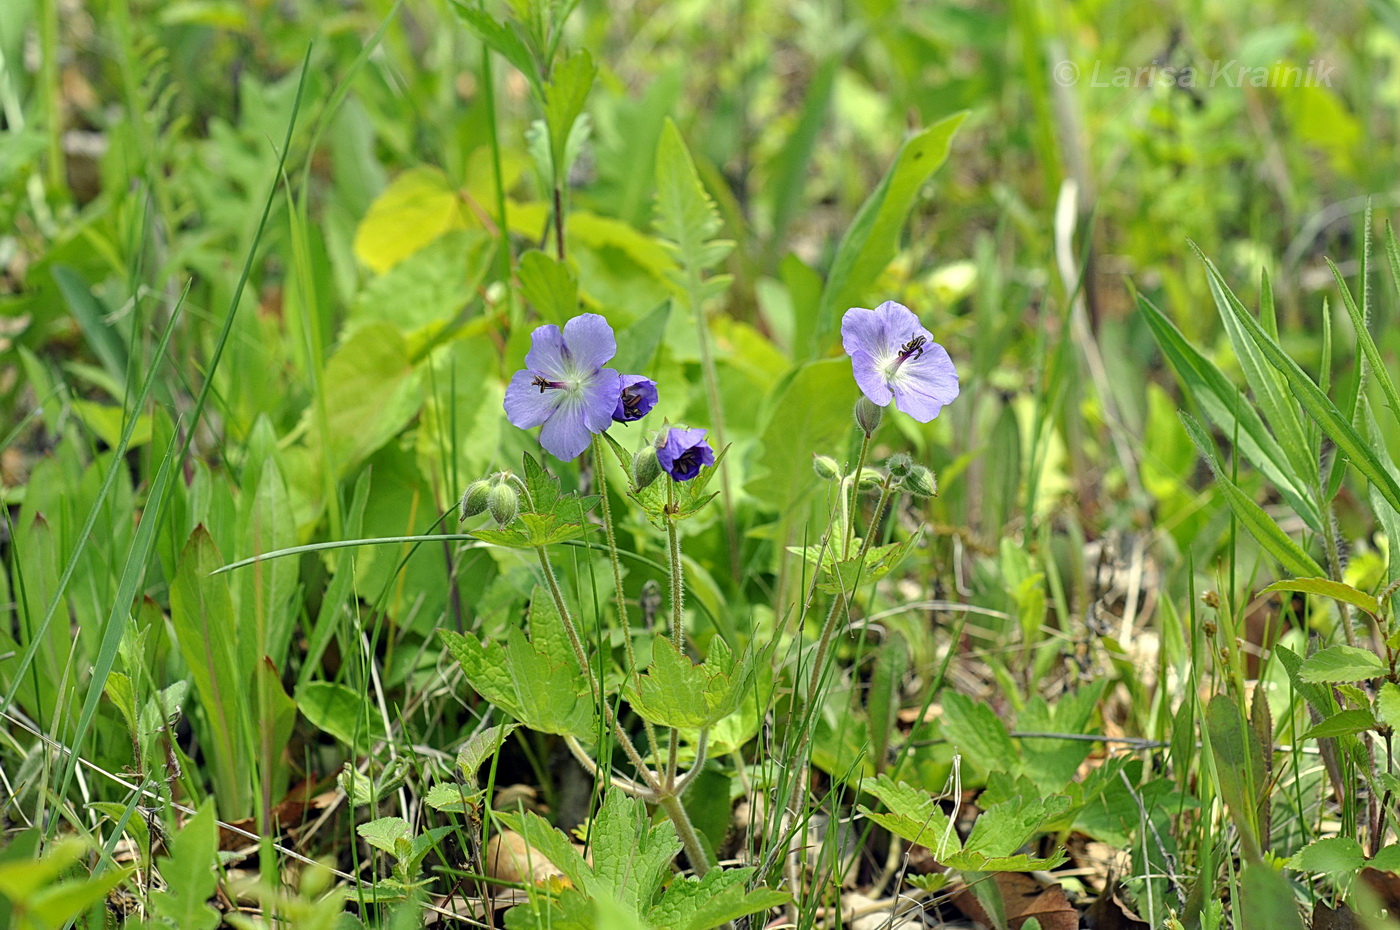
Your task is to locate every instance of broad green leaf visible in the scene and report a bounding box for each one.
[940,691,1019,779]
[1300,708,1377,739]
[1239,859,1306,930]
[748,358,859,517]
[1298,645,1388,683]
[151,800,222,930]
[351,229,494,336]
[647,867,791,930]
[170,527,252,816]
[1179,413,1326,578]
[1139,294,1321,531]
[358,817,411,858]
[303,323,423,478]
[1198,248,1400,517]
[457,723,520,790]
[955,794,1072,868]
[811,112,966,352]
[1377,683,1400,730]
[352,166,469,273]
[654,118,731,276]
[1206,694,1265,860]
[439,628,595,737]
[625,635,752,730]
[71,400,153,450]
[858,774,960,858]
[1371,844,1400,871]
[544,50,597,183]
[1261,577,1380,617]
[517,250,579,325]
[296,680,387,751]
[585,789,682,914]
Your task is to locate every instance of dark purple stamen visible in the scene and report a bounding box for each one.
[531,375,566,393]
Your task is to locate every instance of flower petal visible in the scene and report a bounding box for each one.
[873,300,921,340]
[561,313,618,373]
[580,368,622,433]
[505,369,564,428]
[840,307,890,360]
[849,349,894,406]
[523,324,567,376]
[538,395,593,460]
[891,343,959,422]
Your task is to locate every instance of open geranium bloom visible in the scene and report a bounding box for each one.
[840,300,959,422]
[504,314,623,460]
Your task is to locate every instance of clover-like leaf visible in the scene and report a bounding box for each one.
[625,635,752,730]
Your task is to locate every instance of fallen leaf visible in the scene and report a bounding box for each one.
[953,871,1079,930]
[1311,900,1363,930]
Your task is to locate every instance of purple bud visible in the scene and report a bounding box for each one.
[656,427,715,482]
[613,375,658,423]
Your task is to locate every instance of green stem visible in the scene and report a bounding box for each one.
[591,436,661,770]
[535,546,659,792]
[666,479,685,648]
[843,432,873,558]
[478,10,515,320]
[656,791,713,877]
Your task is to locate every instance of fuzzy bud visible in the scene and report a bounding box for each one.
[857,471,884,492]
[812,455,842,481]
[903,465,937,498]
[632,446,662,491]
[486,483,519,525]
[885,453,913,479]
[854,396,884,436]
[459,479,492,520]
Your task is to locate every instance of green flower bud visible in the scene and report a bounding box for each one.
[885,453,913,478]
[854,396,884,436]
[486,482,520,525]
[459,479,492,520]
[632,446,662,490]
[857,471,884,492]
[903,465,937,498]
[812,455,842,481]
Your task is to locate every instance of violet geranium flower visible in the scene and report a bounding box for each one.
[504,314,622,460]
[613,375,658,423]
[656,427,714,482]
[840,300,959,422]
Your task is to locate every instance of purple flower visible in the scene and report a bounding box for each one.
[840,300,958,422]
[504,314,622,460]
[613,375,658,423]
[656,427,714,482]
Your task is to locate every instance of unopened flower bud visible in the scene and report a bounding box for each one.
[486,483,519,525]
[857,471,884,492]
[459,479,492,520]
[633,446,662,490]
[885,453,913,478]
[854,396,884,436]
[813,455,841,481]
[903,465,937,498]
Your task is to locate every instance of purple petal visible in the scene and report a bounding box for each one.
[561,313,618,372]
[613,375,658,422]
[849,349,894,406]
[538,396,593,460]
[523,324,567,376]
[505,369,565,428]
[841,307,889,359]
[873,300,921,338]
[891,344,959,422]
[580,368,622,433]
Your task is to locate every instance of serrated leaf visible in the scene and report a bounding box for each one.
[647,867,790,930]
[940,691,1019,778]
[522,452,561,514]
[439,627,595,737]
[654,119,724,268]
[858,774,961,858]
[151,799,221,930]
[625,635,752,729]
[457,723,520,790]
[1298,645,1388,683]
[358,817,411,858]
[1290,836,1366,876]
[425,783,481,814]
[1301,708,1377,739]
[1371,843,1400,871]
[963,794,1072,859]
[1261,577,1380,617]
[448,3,543,103]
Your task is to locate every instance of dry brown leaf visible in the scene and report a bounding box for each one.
[1311,900,1363,930]
[953,871,1079,930]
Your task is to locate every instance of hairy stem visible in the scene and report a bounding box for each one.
[666,479,685,648]
[535,546,659,793]
[843,432,873,558]
[656,791,713,877]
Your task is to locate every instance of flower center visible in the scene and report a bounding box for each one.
[620,387,644,417]
[880,334,927,381]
